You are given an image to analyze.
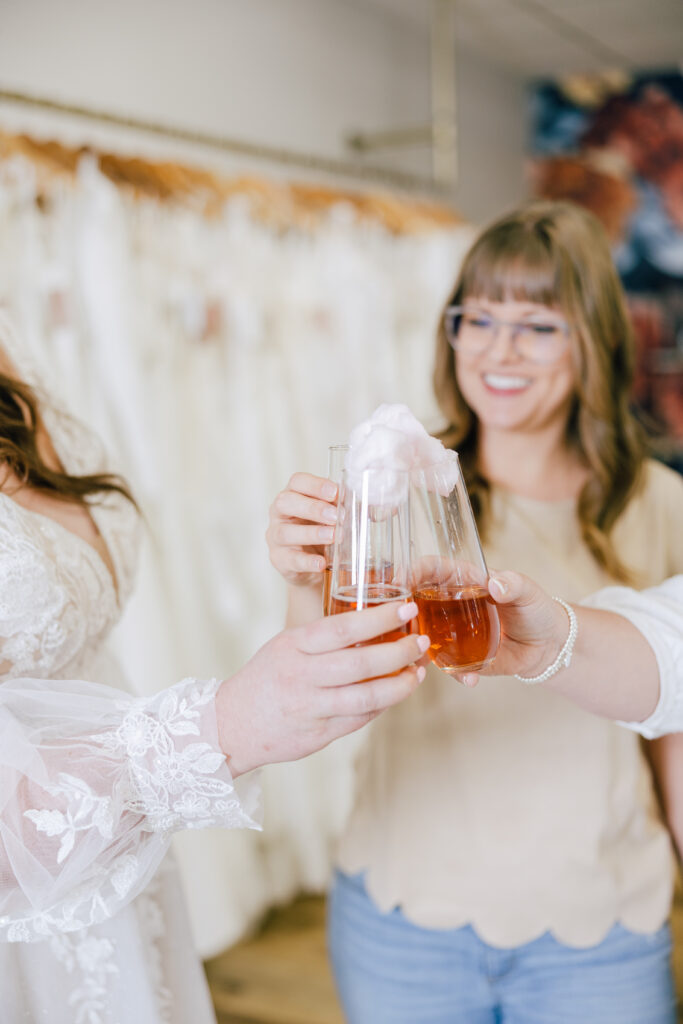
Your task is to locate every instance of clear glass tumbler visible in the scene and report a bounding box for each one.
[409,456,500,674]
[327,466,413,648]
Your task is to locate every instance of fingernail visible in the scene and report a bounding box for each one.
[416,666,426,683]
[319,526,335,542]
[323,507,338,523]
[322,483,337,501]
[398,601,418,621]
[417,635,430,653]
[490,576,507,598]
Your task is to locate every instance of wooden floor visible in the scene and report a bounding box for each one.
[205,896,343,1024]
[673,879,683,1023]
[206,885,683,1024]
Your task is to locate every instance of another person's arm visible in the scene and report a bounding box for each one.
[474,572,683,737]
[0,601,426,941]
[267,475,683,735]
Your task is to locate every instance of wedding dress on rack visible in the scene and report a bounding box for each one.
[0,312,261,1024]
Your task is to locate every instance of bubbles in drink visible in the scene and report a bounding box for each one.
[323,562,396,616]
[329,584,413,646]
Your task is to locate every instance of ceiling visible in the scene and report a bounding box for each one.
[355,0,683,78]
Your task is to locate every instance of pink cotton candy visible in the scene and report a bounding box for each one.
[344,404,460,504]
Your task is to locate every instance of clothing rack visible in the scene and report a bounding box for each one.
[0,88,452,199]
[0,119,463,235]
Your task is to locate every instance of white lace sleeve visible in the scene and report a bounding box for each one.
[0,676,261,942]
[582,575,683,739]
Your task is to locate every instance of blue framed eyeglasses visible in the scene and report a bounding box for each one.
[443,305,570,364]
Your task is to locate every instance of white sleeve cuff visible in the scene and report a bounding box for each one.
[581,578,683,739]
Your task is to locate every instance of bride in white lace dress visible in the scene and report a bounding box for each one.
[0,312,426,1022]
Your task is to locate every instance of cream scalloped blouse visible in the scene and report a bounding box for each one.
[337,464,683,948]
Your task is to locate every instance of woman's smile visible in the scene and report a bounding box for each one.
[481,372,533,395]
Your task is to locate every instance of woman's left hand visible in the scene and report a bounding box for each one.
[266,473,339,588]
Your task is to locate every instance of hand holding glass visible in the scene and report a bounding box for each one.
[327,467,413,650]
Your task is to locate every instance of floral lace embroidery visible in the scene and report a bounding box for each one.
[50,930,120,1024]
[134,869,173,1023]
[25,774,115,864]
[97,679,240,833]
[47,876,173,1024]
[3,678,254,942]
[0,849,141,943]
[0,497,115,679]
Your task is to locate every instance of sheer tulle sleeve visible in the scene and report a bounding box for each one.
[0,676,261,942]
[582,575,683,739]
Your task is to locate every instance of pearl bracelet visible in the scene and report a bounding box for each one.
[514,597,578,685]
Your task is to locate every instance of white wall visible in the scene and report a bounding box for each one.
[454,47,529,224]
[0,0,527,222]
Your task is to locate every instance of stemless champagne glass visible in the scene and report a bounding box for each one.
[328,466,412,647]
[409,456,500,674]
[323,445,349,615]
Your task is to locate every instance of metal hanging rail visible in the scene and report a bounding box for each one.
[0,87,451,199]
[347,0,458,190]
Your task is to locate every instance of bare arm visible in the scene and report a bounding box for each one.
[468,572,668,730]
[545,607,660,724]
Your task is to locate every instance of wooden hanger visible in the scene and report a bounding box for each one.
[0,128,463,235]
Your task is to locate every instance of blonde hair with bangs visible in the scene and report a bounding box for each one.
[434,199,646,583]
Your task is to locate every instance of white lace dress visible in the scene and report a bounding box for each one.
[0,316,261,1023]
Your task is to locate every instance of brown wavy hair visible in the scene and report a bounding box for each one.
[0,371,137,508]
[434,200,646,583]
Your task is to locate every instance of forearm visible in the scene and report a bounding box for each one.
[286,581,323,628]
[487,573,674,733]
[543,606,660,725]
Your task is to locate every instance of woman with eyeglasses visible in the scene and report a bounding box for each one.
[267,200,683,1022]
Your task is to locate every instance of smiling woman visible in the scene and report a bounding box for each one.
[434,199,646,572]
[318,200,683,1023]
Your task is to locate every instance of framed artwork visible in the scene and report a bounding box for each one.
[531,70,683,472]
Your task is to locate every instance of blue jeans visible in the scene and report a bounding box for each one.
[328,871,676,1024]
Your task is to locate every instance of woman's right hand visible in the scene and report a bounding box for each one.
[216,600,429,776]
[266,473,338,588]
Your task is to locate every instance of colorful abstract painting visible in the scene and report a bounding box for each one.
[531,70,683,472]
